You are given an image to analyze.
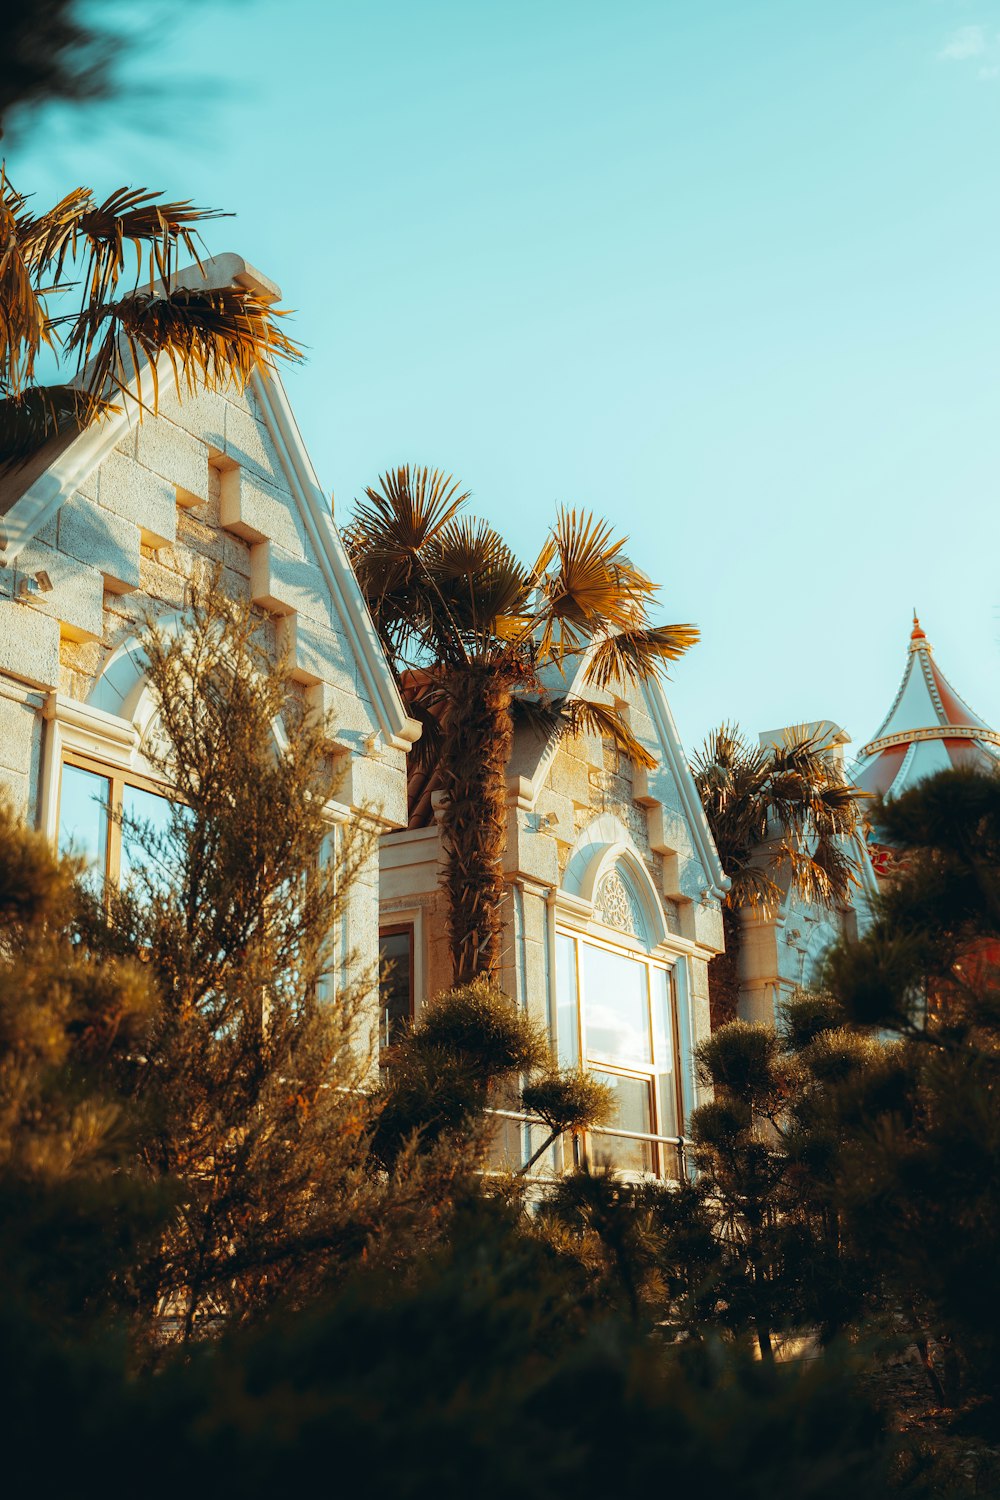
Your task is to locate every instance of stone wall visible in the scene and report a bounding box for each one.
[0,376,408,1026]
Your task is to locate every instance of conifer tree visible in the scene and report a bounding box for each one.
[0,799,158,1331]
[823,767,1000,1417]
[373,975,613,1175]
[82,582,473,1341]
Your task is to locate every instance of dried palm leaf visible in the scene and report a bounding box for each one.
[585,622,700,691]
[560,697,656,770]
[0,384,114,468]
[66,283,301,415]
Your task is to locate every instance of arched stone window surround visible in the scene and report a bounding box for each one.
[560,811,669,949]
[87,616,297,775]
[39,618,343,851]
[553,812,693,1179]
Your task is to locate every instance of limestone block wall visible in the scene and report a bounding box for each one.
[738,896,850,1026]
[381,676,725,1091]
[0,679,45,816]
[0,377,408,1024]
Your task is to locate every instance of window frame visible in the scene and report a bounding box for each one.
[557,922,688,1180]
[378,921,415,1057]
[58,749,175,892]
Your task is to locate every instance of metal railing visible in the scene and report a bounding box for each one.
[486,1107,690,1181]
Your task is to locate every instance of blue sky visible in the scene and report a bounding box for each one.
[9,0,1000,758]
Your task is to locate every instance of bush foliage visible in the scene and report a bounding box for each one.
[2,586,999,1492]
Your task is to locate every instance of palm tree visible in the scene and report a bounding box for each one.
[0,168,300,467]
[347,466,698,986]
[691,723,866,1027]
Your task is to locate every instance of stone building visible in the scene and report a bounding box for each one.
[734,615,1000,1024]
[1,250,729,1180]
[379,653,728,1179]
[0,254,419,1020]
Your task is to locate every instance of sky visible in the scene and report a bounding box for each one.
[8,0,1000,761]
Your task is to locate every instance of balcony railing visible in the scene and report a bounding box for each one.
[486,1106,690,1182]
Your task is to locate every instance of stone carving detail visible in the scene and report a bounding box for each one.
[595,868,643,937]
[138,710,172,768]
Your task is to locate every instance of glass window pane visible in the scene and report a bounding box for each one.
[555,932,579,1068]
[379,929,412,1052]
[589,1071,654,1174]
[672,957,694,1128]
[487,1114,526,1173]
[121,784,176,888]
[651,967,679,1139]
[58,763,110,892]
[582,942,651,1065]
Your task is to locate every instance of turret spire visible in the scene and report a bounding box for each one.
[852,616,999,801]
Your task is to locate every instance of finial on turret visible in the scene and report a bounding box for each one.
[910,610,927,646]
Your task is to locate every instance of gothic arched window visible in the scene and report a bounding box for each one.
[555,857,688,1180]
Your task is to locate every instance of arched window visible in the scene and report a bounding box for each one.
[51,635,179,895]
[555,851,689,1180]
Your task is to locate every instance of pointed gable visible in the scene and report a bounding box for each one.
[0,254,420,834]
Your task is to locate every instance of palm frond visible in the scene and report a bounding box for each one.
[2,172,300,461]
[584,622,700,691]
[22,187,226,327]
[0,384,114,469]
[532,508,657,661]
[560,698,656,770]
[433,516,516,579]
[692,722,758,778]
[766,726,833,779]
[693,719,866,912]
[432,517,532,644]
[346,467,474,666]
[65,283,301,414]
[725,863,783,911]
[782,838,859,909]
[351,465,470,562]
[0,168,51,392]
[399,680,447,776]
[510,693,569,746]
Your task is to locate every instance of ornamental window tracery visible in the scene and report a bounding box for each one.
[594,867,644,938]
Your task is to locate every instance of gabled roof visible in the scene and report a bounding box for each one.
[0,254,419,753]
[403,650,728,901]
[853,614,1000,801]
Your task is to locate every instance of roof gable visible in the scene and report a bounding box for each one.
[0,255,418,753]
[508,651,728,901]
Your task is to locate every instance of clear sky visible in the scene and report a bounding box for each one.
[9,0,1000,761]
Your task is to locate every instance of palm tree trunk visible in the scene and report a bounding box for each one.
[439,664,514,985]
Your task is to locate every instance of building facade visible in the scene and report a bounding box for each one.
[0,255,419,1032]
[1,252,729,1180]
[380,654,728,1179]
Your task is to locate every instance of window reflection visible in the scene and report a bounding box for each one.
[650,967,678,1139]
[58,763,110,892]
[555,925,687,1180]
[589,1071,655,1174]
[121,783,175,888]
[379,928,413,1053]
[555,932,579,1068]
[581,943,651,1064]
[57,759,182,903]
